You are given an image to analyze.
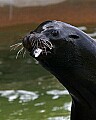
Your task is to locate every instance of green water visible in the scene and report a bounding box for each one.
[0,24,95,120]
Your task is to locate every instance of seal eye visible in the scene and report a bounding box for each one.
[68,34,79,39]
[51,30,59,37]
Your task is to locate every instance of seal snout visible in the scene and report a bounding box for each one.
[22,33,40,52]
[22,34,32,52]
[22,32,53,58]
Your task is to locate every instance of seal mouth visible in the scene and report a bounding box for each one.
[10,32,54,59]
[22,33,53,58]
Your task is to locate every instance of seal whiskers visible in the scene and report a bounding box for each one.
[16,47,24,59]
[10,42,22,51]
[23,49,26,58]
[29,37,53,56]
[40,40,53,55]
[10,42,26,59]
[41,39,53,50]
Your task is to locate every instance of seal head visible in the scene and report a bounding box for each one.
[22,20,96,120]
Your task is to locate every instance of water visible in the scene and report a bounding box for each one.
[0,24,96,120]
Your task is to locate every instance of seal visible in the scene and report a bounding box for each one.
[22,20,96,120]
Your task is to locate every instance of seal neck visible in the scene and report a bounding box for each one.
[71,100,96,120]
[41,59,96,120]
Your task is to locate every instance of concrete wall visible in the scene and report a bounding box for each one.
[0,0,65,7]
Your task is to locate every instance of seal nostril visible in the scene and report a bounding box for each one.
[22,35,32,50]
[30,31,35,34]
[51,30,59,37]
[22,37,27,48]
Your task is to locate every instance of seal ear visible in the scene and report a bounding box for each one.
[68,34,79,39]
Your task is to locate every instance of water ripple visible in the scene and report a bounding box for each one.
[34,102,45,106]
[0,90,39,102]
[48,116,70,120]
[46,89,69,99]
[52,102,71,112]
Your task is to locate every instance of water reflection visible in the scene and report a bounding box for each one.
[48,116,70,120]
[46,90,69,99]
[0,89,69,102]
[0,89,71,119]
[0,90,39,102]
[52,102,71,112]
[34,102,45,106]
